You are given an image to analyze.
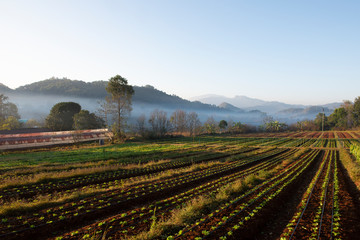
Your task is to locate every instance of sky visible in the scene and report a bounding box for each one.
[0,0,359,105]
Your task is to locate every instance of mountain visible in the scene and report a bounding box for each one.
[190,94,268,108]
[191,94,341,114]
[0,83,12,93]
[278,106,333,116]
[275,106,335,122]
[12,79,222,112]
[16,78,108,98]
[321,102,342,110]
[218,102,245,113]
[191,94,307,113]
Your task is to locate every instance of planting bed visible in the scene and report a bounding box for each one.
[1,131,360,239]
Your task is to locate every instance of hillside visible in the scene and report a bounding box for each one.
[12,78,221,112]
[0,83,12,93]
[16,78,108,98]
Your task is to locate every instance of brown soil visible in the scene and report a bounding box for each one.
[337,157,360,239]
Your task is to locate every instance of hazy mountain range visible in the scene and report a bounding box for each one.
[0,79,342,125]
[191,94,341,113]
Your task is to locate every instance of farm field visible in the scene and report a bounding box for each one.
[1,131,360,239]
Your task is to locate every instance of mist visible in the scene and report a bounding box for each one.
[7,93,267,126]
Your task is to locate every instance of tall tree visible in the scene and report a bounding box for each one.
[135,114,147,137]
[314,112,328,131]
[148,109,170,138]
[106,75,134,138]
[328,107,347,130]
[342,100,354,128]
[187,112,201,137]
[0,94,21,130]
[0,94,20,121]
[353,97,360,127]
[204,117,217,134]
[97,100,112,127]
[45,102,81,131]
[170,110,188,134]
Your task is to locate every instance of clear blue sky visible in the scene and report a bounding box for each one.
[1,0,359,105]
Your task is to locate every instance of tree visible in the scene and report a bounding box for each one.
[0,94,20,121]
[342,100,354,128]
[0,94,9,120]
[106,75,134,138]
[97,100,112,127]
[187,112,201,137]
[135,114,147,137]
[234,122,244,133]
[0,94,21,130]
[0,116,21,130]
[204,117,217,134]
[353,97,360,127]
[73,110,105,130]
[45,102,81,131]
[264,119,287,132]
[314,112,329,131]
[148,109,170,138]
[328,107,347,130]
[170,110,188,134]
[261,115,274,132]
[218,120,228,133]
[25,119,42,128]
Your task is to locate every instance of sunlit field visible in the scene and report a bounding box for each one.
[1,131,360,239]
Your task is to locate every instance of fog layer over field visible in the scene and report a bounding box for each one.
[8,93,266,125]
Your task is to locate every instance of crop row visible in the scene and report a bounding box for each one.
[338,139,352,148]
[282,138,316,148]
[0,146,257,201]
[58,148,301,239]
[0,144,217,177]
[169,149,321,239]
[313,139,338,148]
[0,147,287,239]
[336,131,353,139]
[281,150,339,239]
[1,142,240,171]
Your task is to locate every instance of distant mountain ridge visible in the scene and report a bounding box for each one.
[4,78,223,112]
[191,94,341,114]
[190,94,269,108]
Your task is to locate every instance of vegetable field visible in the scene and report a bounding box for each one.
[1,131,360,239]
